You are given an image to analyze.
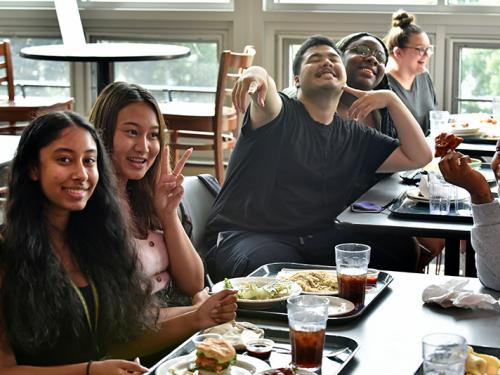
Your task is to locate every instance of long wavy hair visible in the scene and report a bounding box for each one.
[0,111,156,354]
[89,82,166,237]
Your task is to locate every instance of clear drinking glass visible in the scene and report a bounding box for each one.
[287,295,330,371]
[492,97,500,121]
[453,186,471,216]
[428,173,451,215]
[422,333,467,375]
[335,243,371,309]
[429,110,450,136]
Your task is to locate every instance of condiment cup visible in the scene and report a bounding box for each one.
[244,338,275,360]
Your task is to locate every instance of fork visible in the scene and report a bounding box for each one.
[272,344,351,359]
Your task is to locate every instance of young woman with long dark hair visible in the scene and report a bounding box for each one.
[89,82,207,311]
[0,112,236,373]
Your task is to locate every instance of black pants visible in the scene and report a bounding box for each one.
[204,227,420,282]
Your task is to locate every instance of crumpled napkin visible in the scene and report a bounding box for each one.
[419,175,430,199]
[203,320,264,349]
[422,279,500,310]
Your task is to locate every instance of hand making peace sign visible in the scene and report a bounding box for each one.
[154,146,193,220]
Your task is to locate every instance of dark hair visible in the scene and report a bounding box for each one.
[0,111,156,356]
[292,35,341,76]
[89,81,166,237]
[384,9,424,54]
[336,32,389,67]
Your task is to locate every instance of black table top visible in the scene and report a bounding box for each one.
[247,271,500,374]
[20,43,190,63]
[336,173,473,238]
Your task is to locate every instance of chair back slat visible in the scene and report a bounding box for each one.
[214,45,256,125]
[0,40,15,100]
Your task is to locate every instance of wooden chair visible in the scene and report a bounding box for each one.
[0,40,74,134]
[161,45,256,184]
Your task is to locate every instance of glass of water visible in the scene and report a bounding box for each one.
[422,333,467,375]
[428,173,451,215]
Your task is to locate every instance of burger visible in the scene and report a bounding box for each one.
[195,337,236,373]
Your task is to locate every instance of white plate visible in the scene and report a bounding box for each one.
[405,187,469,203]
[326,296,355,316]
[212,277,302,309]
[448,125,481,135]
[255,368,316,375]
[156,353,270,375]
[277,269,338,295]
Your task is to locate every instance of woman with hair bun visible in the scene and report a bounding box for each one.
[384,9,437,136]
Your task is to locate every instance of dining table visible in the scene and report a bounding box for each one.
[335,173,482,277]
[148,271,500,375]
[20,43,191,93]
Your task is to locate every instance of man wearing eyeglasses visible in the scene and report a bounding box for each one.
[204,35,432,281]
[384,10,437,136]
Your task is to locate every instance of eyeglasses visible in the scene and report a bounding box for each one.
[346,45,387,65]
[403,45,434,56]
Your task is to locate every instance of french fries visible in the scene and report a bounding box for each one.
[466,346,500,375]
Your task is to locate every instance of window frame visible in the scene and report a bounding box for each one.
[264,0,500,14]
[451,39,500,113]
[0,0,234,11]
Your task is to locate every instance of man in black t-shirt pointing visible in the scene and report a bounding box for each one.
[204,35,432,281]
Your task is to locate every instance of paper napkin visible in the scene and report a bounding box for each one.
[422,279,500,310]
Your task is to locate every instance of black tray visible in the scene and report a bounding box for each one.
[238,262,392,323]
[389,195,473,223]
[148,326,359,375]
[389,189,498,223]
[414,345,500,374]
[463,136,499,145]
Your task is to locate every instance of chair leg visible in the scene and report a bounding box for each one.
[214,136,224,185]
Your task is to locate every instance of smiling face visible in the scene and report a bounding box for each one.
[294,44,346,96]
[343,36,386,91]
[112,101,161,183]
[30,126,98,219]
[397,32,432,75]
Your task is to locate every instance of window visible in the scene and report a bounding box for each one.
[1,37,70,98]
[282,38,303,90]
[94,38,219,103]
[265,0,500,12]
[452,42,500,114]
[448,0,500,4]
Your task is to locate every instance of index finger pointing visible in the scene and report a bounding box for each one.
[173,148,193,176]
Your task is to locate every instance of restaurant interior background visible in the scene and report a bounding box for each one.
[1,0,500,165]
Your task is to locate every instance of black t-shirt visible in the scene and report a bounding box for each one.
[206,94,399,240]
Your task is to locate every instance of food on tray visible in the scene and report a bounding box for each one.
[203,321,264,350]
[224,278,292,300]
[434,132,464,157]
[465,346,500,375]
[450,121,470,128]
[193,337,236,374]
[257,367,297,375]
[283,271,338,293]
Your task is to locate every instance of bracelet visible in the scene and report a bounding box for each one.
[86,360,93,375]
